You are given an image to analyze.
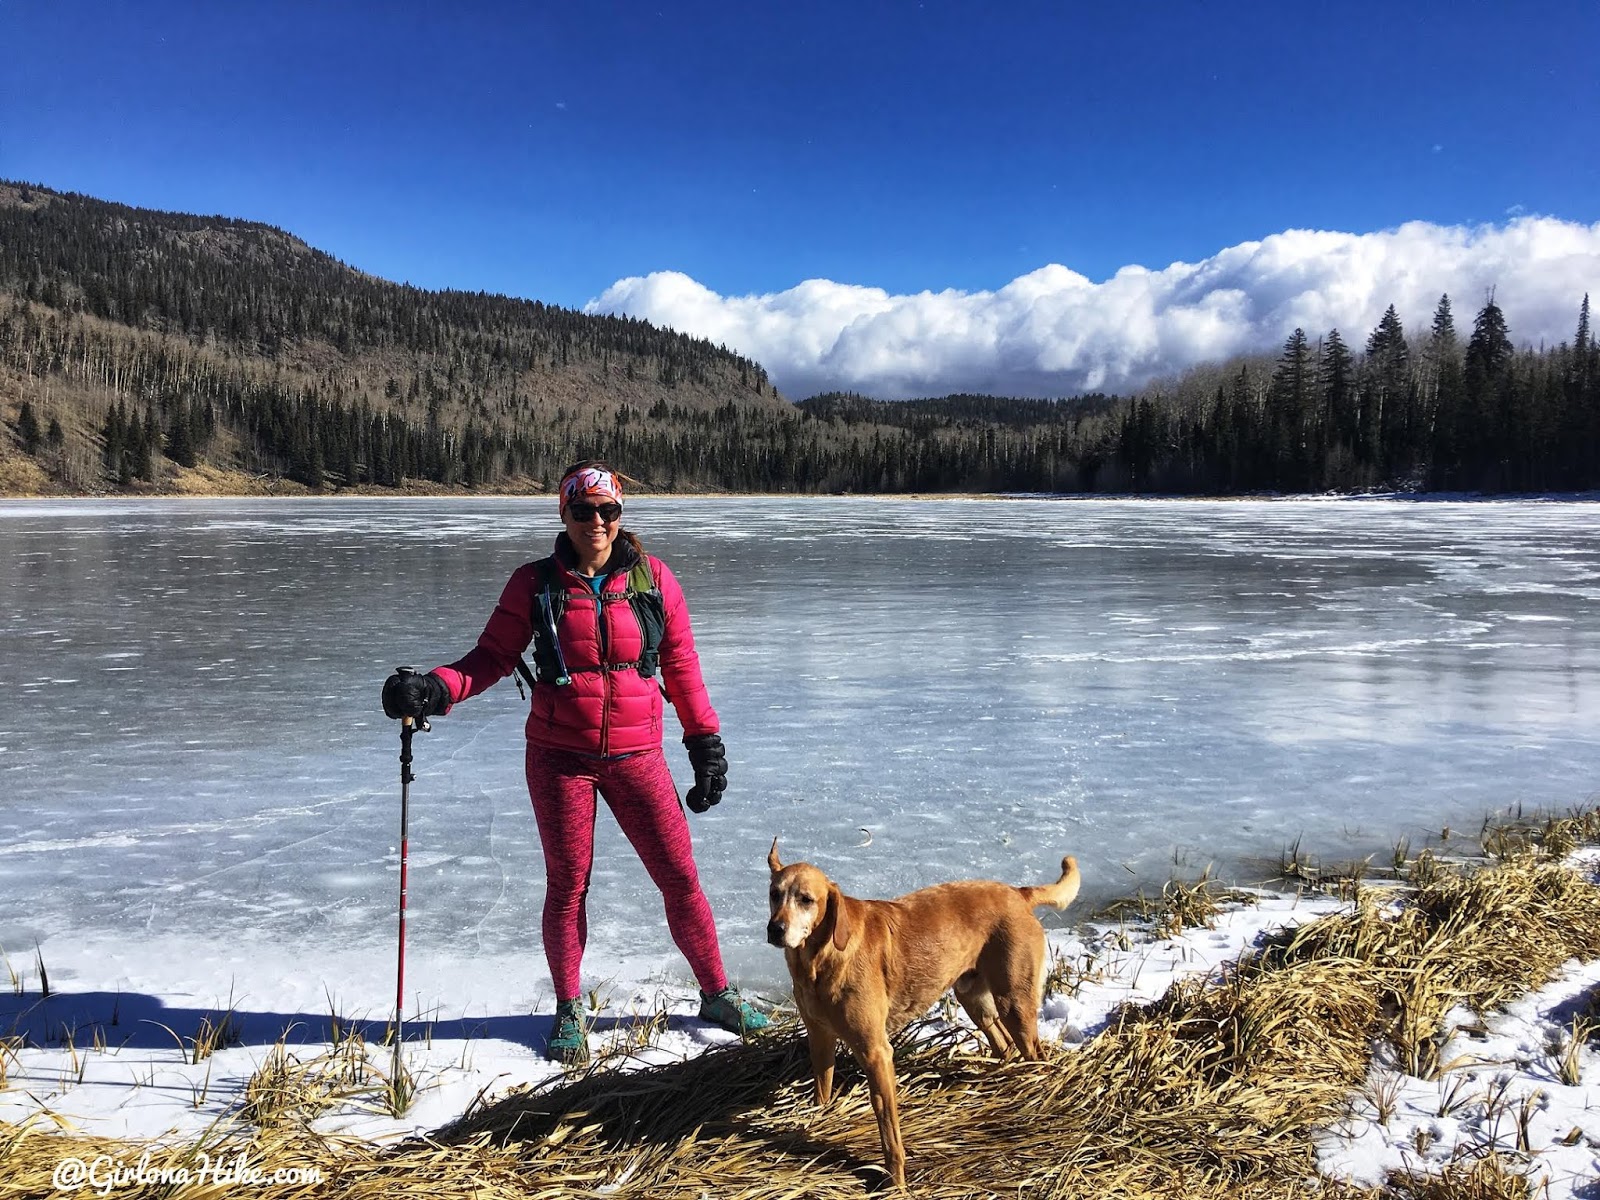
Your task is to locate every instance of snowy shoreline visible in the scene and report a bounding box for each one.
[4,844,1598,1197]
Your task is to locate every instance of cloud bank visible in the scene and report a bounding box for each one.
[585,218,1600,400]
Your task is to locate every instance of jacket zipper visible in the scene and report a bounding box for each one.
[597,572,612,755]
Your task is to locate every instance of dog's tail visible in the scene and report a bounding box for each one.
[1018,855,1081,911]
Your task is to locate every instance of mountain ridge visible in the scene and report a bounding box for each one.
[0,181,815,495]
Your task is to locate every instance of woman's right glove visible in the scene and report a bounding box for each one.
[683,733,728,813]
[382,670,450,720]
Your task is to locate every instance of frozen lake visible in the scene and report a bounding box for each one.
[2,496,1598,990]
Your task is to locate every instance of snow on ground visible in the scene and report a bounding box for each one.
[1318,954,1600,1195]
[1315,847,1600,1198]
[2,863,1597,1195]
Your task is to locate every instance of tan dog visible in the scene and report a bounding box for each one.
[766,840,1081,1189]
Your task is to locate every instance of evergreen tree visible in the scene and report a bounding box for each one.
[1580,295,1600,484]
[1365,305,1409,368]
[368,415,391,486]
[341,435,359,488]
[1424,295,1465,487]
[15,400,41,454]
[1268,328,1313,485]
[116,405,137,486]
[101,404,125,476]
[167,399,197,467]
[1547,294,1597,489]
[1118,397,1159,488]
[1427,294,1458,359]
[307,434,325,489]
[1357,305,1410,476]
[139,407,158,481]
[1465,295,1513,380]
[1318,329,1354,483]
[192,398,213,454]
[1464,294,1515,489]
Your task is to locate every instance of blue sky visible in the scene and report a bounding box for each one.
[7,1,1599,397]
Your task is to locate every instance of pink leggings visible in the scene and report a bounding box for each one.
[525,744,727,1001]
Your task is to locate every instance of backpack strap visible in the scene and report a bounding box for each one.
[520,556,571,686]
[517,553,665,687]
[624,556,665,680]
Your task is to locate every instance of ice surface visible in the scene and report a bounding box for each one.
[3,496,1600,992]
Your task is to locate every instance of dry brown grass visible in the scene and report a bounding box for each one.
[1478,806,1600,863]
[2,809,1597,1199]
[1102,868,1262,940]
[0,443,55,496]
[241,1030,388,1130]
[1382,1150,1537,1200]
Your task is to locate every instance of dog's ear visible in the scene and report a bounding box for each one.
[767,837,783,875]
[829,883,851,952]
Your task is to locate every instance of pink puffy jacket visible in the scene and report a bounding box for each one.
[431,535,719,756]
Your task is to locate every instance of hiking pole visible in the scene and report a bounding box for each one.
[391,666,431,1097]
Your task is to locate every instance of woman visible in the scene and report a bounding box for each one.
[382,461,767,1063]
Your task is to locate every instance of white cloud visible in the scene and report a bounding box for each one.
[585,217,1600,400]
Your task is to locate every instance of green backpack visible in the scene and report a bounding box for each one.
[515,554,665,690]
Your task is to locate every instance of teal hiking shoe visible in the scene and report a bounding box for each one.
[546,998,590,1064]
[698,986,769,1035]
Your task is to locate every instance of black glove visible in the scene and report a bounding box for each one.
[382,670,450,720]
[683,733,728,813]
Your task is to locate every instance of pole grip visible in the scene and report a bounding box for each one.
[394,666,432,735]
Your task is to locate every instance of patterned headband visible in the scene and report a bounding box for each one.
[559,466,624,511]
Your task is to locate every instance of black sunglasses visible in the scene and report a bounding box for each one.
[568,501,622,523]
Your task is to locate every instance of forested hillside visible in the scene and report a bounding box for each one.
[2,181,1596,496]
[0,182,793,493]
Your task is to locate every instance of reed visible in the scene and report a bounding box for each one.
[0,1034,20,1091]
[1103,867,1258,940]
[197,985,244,1063]
[191,1011,241,1064]
[243,1025,391,1129]
[0,946,20,995]
[1551,1009,1594,1088]
[1384,1151,1537,1200]
[1041,943,1100,999]
[379,1050,418,1118]
[1359,1069,1406,1126]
